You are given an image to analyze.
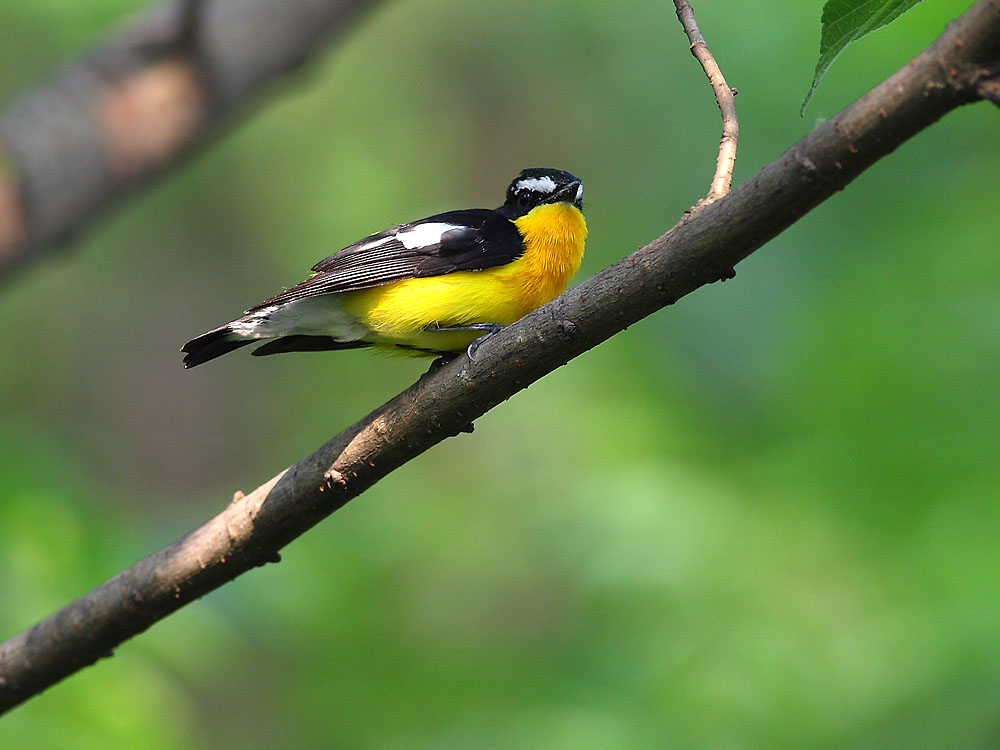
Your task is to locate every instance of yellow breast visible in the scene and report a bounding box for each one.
[340,203,587,352]
[509,202,589,310]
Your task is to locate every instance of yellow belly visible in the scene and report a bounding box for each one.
[339,203,587,352]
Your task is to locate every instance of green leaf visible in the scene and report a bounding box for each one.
[802,0,925,114]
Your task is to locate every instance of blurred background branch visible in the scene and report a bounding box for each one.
[0,0,378,281]
[2,0,998,717]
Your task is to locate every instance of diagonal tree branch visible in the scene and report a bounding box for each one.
[1,0,999,718]
[0,0,380,281]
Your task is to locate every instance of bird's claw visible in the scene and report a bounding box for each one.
[464,324,504,360]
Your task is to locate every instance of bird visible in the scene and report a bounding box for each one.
[181,167,587,368]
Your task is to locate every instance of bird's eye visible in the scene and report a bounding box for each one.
[516,189,533,207]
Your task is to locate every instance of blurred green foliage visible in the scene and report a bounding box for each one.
[1,0,998,747]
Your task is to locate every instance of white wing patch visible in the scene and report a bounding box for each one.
[515,176,557,195]
[352,235,396,252]
[396,222,462,250]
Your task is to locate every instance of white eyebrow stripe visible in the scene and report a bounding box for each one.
[515,176,557,194]
[396,222,463,250]
[575,183,583,203]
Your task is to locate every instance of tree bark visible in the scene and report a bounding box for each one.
[1,0,998,718]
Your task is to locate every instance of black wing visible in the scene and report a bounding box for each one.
[247,209,523,312]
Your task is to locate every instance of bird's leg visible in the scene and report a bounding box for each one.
[426,323,505,360]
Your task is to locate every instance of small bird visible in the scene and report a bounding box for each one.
[182,168,587,368]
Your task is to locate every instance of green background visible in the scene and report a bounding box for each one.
[2,0,998,747]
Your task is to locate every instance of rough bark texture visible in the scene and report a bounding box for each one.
[0,0,378,278]
[1,0,998,718]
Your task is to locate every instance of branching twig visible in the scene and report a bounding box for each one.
[976,72,1000,104]
[1,0,999,718]
[0,0,379,281]
[673,0,739,206]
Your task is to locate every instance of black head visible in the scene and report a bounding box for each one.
[498,168,584,218]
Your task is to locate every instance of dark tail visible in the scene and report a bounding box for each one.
[181,326,253,368]
[250,335,369,357]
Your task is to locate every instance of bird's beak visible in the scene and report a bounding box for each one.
[548,180,583,208]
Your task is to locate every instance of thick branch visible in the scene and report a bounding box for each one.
[0,0,378,280]
[2,0,999,717]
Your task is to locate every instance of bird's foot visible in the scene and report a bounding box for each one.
[465,324,504,360]
[425,322,505,360]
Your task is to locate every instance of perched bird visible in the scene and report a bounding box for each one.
[182,168,587,368]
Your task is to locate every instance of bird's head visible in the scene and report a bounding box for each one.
[499,168,583,218]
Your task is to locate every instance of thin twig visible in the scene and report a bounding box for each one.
[673,0,739,206]
[1,0,999,717]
